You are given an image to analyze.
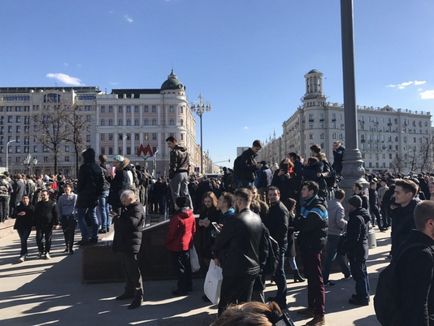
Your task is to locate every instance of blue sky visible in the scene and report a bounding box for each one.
[1,0,433,166]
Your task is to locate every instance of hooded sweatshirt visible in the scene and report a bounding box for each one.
[165,208,196,252]
[345,207,371,259]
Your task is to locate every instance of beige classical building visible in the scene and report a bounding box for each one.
[0,87,97,175]
[0,71,211,176]
[258,69,433,173]
[96,71,200,177]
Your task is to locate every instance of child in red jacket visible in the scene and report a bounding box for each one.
[166,196,196,296]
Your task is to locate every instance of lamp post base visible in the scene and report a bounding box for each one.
[340,148,368,195]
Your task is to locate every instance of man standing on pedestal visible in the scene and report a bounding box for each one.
[76,148,104,245]
[166,136,193,210]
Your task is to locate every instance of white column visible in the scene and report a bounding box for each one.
[114,105,118,125]
[131,132,135,158]
[122,133,126,155]
[114,132,119,155]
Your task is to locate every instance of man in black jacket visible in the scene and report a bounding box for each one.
[76,148,104,245]
[345,195,371,306]
[214,188,265,316]
[112,190,145,310]
[34,190,59,259]
[264,186,289,309]
[390,179,419,257]
[233,140,262,188]
[166,136,192,210]
[332,141,345,176]
[395,200,434,325]
[295,181,328,326]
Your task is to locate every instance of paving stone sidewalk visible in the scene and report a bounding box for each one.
[0,227,389,325]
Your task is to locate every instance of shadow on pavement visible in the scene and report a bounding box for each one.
[0,230,216,326]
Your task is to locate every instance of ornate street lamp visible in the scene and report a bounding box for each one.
[191,95,212,174]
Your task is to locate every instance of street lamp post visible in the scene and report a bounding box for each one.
[339,0,368,192]
[5,140,16,172]
[191,95,212,175]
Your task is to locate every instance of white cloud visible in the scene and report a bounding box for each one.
[124,15,134,23]
[46,73,83,86]
[387,80,427,90]
[420,89,434,100]
[243,126,249,130]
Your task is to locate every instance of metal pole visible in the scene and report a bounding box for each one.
[200,114,203,174]
[340,0,368,190]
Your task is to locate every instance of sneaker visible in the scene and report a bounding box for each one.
[18,255,26,262]
[45,252,51,259]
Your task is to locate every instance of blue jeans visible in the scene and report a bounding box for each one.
[322,234,351,282]
[77,206,99,240]
[17,228,31,256]
[349,256,370,300]
[98,191,110,231]
[273,248,287,308]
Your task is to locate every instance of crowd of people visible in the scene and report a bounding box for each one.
[3,136,434,325]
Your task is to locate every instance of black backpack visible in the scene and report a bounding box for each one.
[374,243,434,325]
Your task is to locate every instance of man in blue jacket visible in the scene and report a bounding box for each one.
[295,181,328,326]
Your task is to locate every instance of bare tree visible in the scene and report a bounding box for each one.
[408,147,418,174]
[391,154,404,174]
[33,102,70,174]
[420,137,434,173]
[64,104,88,178]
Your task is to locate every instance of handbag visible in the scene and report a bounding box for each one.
[203,259,223,304]
[189,245,200,273]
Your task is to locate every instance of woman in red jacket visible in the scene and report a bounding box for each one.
[166,196,196,296]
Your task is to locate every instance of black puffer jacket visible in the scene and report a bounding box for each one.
[344,207,370,259]
[76,148,104,208]
[112,202,145,254]
[295,195,328,252]
[13,204,34,230]
[214,208,264,277]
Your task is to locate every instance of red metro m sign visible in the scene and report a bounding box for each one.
[137,144,154,157]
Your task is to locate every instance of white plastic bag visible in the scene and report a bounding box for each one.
[189,245,200,273]
[203,259,223,304]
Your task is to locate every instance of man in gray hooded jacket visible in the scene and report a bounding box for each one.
[322,189,351,285]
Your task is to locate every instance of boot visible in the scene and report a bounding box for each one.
[305,314,325,326]
[293,269,305,283]
[127,289,143,309]
[116,292,135,300]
